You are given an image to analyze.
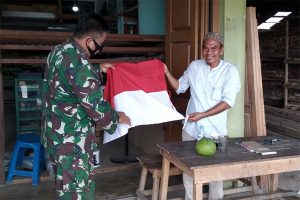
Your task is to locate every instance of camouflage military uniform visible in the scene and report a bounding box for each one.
[42,38,118,199]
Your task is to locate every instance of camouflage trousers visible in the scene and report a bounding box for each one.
[49,138,96,200]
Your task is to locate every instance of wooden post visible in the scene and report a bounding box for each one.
[284,20,289,108]
[57,0,63,23]
[246,6,276,192]
[0,64,5,184]
[199,0,209,58]
[211,0,220,33]
[159,156,170,200]
[0,9,7,184]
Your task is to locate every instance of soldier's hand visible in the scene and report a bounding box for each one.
[101,63,115,73]
[118,112,131,126]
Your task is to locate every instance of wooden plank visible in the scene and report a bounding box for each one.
[198,0,209,58]
[225,191,296,200]
[159,156,171,200]
[118,4,138,16]
[0,45,164,53]
[211,0,220,33]
[192,156,300,183]
[0,44,53,50]
[265,105,300,122]
[265,111,300,139]
[284,20,289,107]
[0,29,164,43]
[265,114,300,128]
[265,122,300,140]
[0,58,153,64]
[245,7,266,137]
[284,58,300,64]
[0,65,5,184]
[1,3,58,13]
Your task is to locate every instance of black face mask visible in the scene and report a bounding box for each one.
[86,39,104,57]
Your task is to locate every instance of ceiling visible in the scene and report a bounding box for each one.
[247,0,300,24]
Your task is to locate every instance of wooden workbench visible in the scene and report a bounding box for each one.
[157,135,300,200]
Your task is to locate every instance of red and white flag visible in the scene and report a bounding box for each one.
[103,59,184,143]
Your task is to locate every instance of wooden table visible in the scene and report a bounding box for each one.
[158,135,300,200]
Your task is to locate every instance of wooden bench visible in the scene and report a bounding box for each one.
[136,154,183,200]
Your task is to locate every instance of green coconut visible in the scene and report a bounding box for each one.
[195,137,217,156]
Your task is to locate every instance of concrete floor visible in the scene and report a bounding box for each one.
[1,169,299,200]
[0,168,141,200]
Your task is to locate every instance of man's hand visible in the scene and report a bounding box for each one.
[163,63,169,75]
[101,63,115,73]
[188,112,207,122]
[163,63,179,91]
[118,112,131,126]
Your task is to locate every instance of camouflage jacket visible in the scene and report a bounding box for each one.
[42,38,118,153]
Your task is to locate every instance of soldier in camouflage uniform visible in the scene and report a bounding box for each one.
[42,14,131,199]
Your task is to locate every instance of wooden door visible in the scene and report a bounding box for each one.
[165,0,207,141]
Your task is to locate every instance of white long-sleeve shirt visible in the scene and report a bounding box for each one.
[176,59,241,139]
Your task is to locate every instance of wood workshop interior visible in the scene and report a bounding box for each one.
[0,0,299,199]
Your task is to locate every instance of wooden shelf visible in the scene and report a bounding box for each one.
[261,58,283,62]
[284,84,300,90]
[0,30,164,43]
[283,58,300,64]
[261,20,300,109]
[0,58,159,64]
[0,45,163,54]
[262,78,284,82]
[118,4,138,16]
[0,29,165,65]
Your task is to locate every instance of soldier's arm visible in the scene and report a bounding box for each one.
[66,55,119,134]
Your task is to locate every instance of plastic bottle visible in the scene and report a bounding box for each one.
[197,125,205,141]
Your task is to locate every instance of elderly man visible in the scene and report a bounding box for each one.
[42,14,130,199]
[164,32,241,200]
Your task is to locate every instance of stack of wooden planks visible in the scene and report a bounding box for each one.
[245,7,279,192]
[244,7,266,137]
[265,105,300,139]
